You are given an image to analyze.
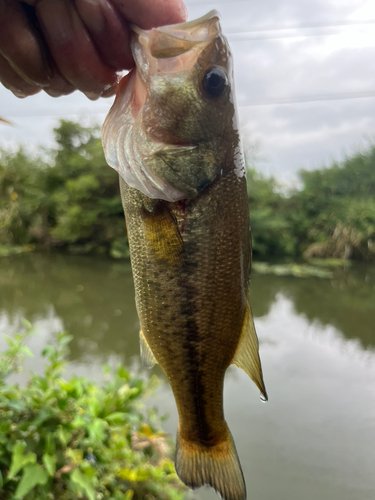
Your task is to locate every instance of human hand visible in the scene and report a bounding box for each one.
[0,0,187,99]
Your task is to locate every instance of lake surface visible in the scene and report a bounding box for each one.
[1,253,375,500]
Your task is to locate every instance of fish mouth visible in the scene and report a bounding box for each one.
[131,10,221,61]
[130,10,222,83]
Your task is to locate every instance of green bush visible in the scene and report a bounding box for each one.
[1,120,375,262]
[0,121,127,257]
[0,323,187,500]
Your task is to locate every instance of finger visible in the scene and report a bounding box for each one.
[43,67,76,97]
[0,53,41,97]
[75,0,133,71]
[110,0,188,30]
[36,0,117,96]
[0,0,51,87]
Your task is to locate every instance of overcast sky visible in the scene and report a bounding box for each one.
[1,0,375,184]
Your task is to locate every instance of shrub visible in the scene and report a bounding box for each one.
[0,323,187,500]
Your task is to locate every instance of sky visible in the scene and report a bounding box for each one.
[1,0,375,185]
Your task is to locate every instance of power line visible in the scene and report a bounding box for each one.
[3,91,375,119]
[2,109,110,119]
[187,0,258,4]
[226,20,375,34]
[240,91,375,107]
[225,21,375,42]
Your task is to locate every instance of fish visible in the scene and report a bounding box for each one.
[101,10,267,500]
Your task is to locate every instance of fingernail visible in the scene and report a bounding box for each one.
[37,0,74,43]
[45,88,62,97]
[101,83,117,97]
[11,88,28,98]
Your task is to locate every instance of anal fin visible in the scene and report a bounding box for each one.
[139,330,158,368]
[232,303,268,401]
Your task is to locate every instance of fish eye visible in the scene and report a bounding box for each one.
[201,67,228,98]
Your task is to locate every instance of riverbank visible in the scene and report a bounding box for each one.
[1,120,375,263]
[0,242,353,279]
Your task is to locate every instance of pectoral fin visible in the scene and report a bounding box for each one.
[142,201,183,265]
[232,303,268,401]
[139,330,158,368]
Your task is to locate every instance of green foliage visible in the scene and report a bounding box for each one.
[0,121,127,257]
[247,169,297,258]
[0,325,187,500]
[247,146,375,261]
[0,119,374,261]
[0,148,50,245]
[299,148,375,260]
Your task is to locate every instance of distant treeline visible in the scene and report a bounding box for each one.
[1,120,374,261]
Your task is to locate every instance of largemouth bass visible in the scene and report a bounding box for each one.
[102,10,267,500]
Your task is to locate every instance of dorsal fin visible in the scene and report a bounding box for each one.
[232,303,268,401]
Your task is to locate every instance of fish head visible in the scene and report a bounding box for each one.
[102,10,242,202]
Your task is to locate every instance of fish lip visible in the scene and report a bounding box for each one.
[130,10,221,39]
[130,10,222,61]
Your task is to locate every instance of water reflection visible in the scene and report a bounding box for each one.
[0,253,140,366]
[1,254,375,500]
[2,254,374,357]
[250,266,375,351]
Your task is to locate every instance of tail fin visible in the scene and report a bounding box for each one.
[175,425,246,500]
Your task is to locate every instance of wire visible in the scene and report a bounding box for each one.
[3,91,375,119]
[227,24,375,42]
[3,109,110,119]
[225,19,375,34]
[240,91,375,107]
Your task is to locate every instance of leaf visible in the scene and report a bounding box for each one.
[42,345,56,358]
[42,453,56,476]
[71,415,86,428]
[44,432,55,456]
[66,447,83,464]
[88,397,100,417]
[117,366,129,380]
[21,318,32,329]
[105,412,127,425]
[8,442,36,480]
[58,334,74,346]
[118,468,151,482]
[19,345,33,357]
[80,461,96,478]
[70,468,96,500]
[14,463,48,499]
[88,418,108,442]
[7,399,26,412]
[56,426,71,446]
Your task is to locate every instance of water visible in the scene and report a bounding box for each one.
[1,253,375,500]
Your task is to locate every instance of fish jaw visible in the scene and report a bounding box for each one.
[101,10,242,202]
